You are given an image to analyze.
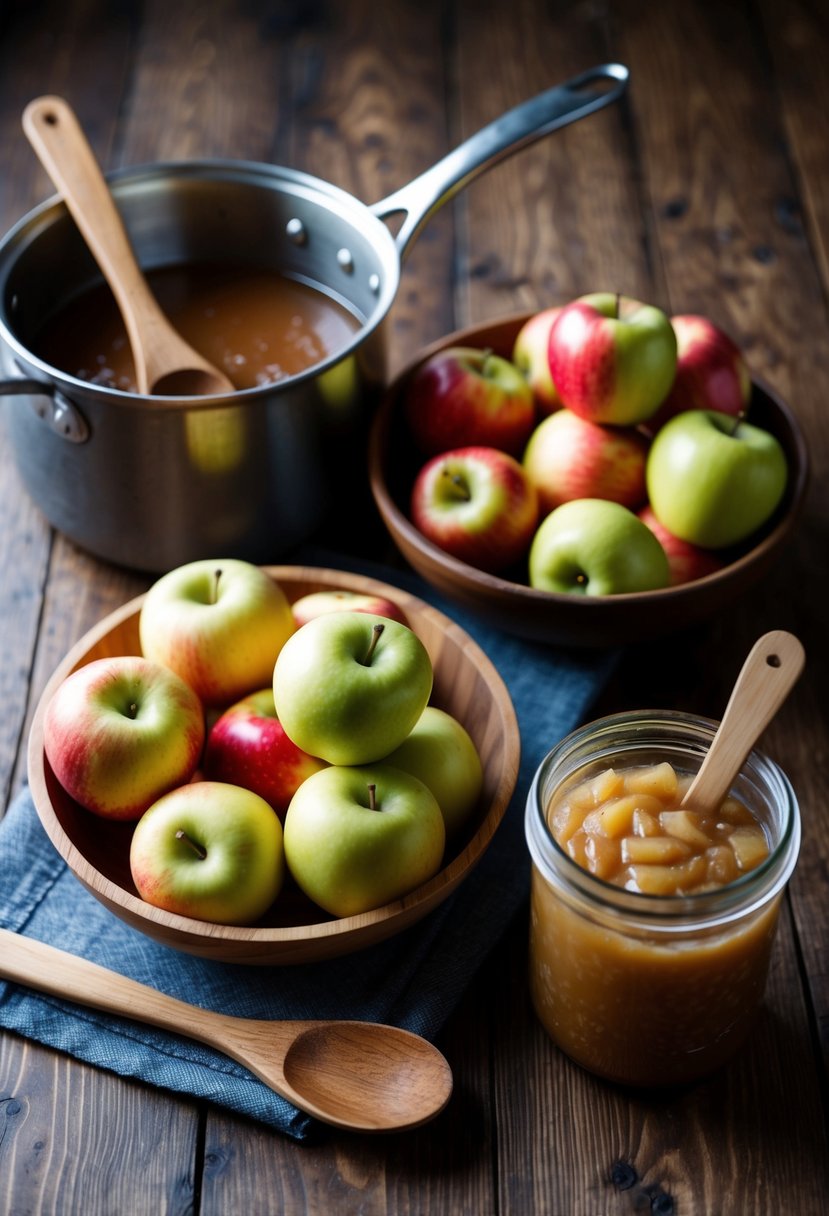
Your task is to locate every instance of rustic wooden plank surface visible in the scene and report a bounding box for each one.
[0,1,827,1213]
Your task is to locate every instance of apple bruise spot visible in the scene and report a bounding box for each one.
[175,828,207,860]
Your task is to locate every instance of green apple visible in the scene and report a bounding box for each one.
[382,706,483,839]
[139,558,296,706]
[273,611,433,765]
[43,655,205,821]
[548,293,677,425]
[646,410,788,548]
[130,781,285,924]
[529,498,670,596]
[283,763,445,916]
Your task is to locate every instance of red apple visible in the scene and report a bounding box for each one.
[404,346,535,458]
[410,445,538,574]
[638,504,725,586]
[203,687,327,818]
[547,293,677,425]
[292,589,408,629]
[522,409,648,515]
[512,307,563,415]
[647,314,752,432]
[43,656,205,821]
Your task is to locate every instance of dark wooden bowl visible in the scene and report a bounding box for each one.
[369,314,809,648]
[28,567,520,965]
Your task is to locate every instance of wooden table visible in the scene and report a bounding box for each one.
[1,2,827,1212]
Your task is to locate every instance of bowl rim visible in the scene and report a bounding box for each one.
[368,310,810,612]
[27,565,521,952]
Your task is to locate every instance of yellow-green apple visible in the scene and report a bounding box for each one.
[529,498,670,596]
[404,346,535,457]
[410,446,539,574]
[382,706,483,840]
[648,314,751,432]
[646,410,788,548]
[129,781,284,924]
[548,293,677,426]
[43,655,205,821]
[522,408,648,515]
[283,763,445,916]
[512,307,563,415]
[139,558,295,706]
[292,588,408,629]
[203,687,327,818]
[273,612,433,765]
[638,504,725,586]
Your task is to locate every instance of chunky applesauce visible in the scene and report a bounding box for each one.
[551,762,770,895]
[529,759,784,1087]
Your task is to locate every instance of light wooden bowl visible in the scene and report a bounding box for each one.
[27,567,520,965]
[368,314,810,648]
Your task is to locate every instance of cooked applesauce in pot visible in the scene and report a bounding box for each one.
[524,711,800,1087]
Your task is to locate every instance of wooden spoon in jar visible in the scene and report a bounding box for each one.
[22,96,235,397]
[0,927,452,1132]
[680,630,805,814]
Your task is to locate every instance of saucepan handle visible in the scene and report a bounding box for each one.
[370,62,629,260]
[0,377,90,442]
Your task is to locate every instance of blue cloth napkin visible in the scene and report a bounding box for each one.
[0,556,616,1139]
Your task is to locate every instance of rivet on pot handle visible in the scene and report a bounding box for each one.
[371,63,629,260]
[0,377,90,443]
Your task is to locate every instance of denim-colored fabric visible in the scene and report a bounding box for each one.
[0,557,616,1139]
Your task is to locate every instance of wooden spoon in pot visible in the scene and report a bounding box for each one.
[681,630,805,814]
[0,927,453,1132]
[23,96,235,397]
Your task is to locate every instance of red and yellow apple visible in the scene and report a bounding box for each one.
[291,588,407,629]
[130,781,285,924]
[43,655,205,821]
[637,505,725,586]
[404,346,535,458]
[203,687,327,818]
[548,293,677,426]
[139,558,295,707]
[648,314,751,432]
[410,445,539,574]
[512,306,563,415]
[522,408,648,514]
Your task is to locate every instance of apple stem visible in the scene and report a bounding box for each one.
[362,622,385,665]
[442,468,471,502]
[127,701,138,719]
[367,783,377,811]
[729,411,745,437]
[175,829,207,860]
[211,568,222,604]
[613,292,621,319]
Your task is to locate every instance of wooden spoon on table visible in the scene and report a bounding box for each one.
[0,927,452,1132]
[23,96,234,397]
[681,630,805,813]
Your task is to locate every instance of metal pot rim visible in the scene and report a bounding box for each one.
[0,158,403,407]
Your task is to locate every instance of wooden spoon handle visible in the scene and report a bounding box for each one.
[0,925,238,1040]
[681,630,805,813]
[22,96,162,393]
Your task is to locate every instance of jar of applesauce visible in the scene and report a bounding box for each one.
[525,710,800,1087]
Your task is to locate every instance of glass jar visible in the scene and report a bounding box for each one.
[524,710,800,1087]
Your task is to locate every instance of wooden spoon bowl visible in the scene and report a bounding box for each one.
[27,567,520,965]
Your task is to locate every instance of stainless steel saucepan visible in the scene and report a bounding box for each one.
[0,64,628,572]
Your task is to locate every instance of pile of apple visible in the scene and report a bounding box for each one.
[404,293,789,594]
[42,560,484,926]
